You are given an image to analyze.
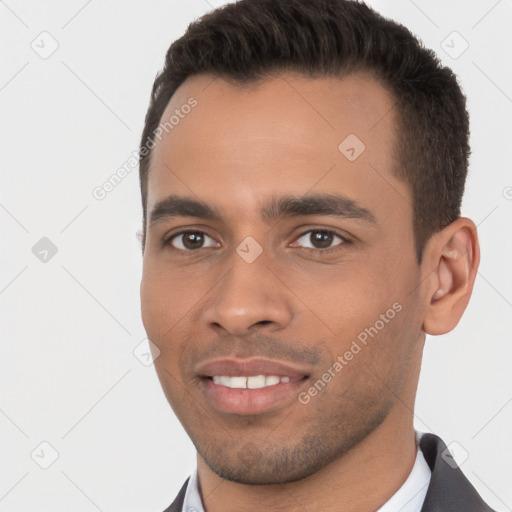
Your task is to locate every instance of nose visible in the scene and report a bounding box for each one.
[202,252,293,336]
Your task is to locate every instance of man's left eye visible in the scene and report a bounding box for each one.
[292,230,349,250]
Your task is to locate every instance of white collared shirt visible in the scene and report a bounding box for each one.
[182,430,431,512]
[376,430,431,511]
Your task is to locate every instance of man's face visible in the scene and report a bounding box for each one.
[140,72,426,484]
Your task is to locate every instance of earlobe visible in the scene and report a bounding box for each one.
[422,218,480,335]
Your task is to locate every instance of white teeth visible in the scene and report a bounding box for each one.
[229,376,247,389]
[213,376,231,387]
[211,375,292,389]
[265,375,280,386]
[247,375,266,389]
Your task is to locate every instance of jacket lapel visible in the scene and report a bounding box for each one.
[162,477,189,512]
[419,433,496,511]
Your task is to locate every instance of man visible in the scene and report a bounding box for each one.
[138,0,497,510]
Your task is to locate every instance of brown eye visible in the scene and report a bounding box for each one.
[168,231,218,251]
[294,230,348,250]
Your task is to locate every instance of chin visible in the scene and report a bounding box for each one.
[197,438,338,486]
[206,461,319,486]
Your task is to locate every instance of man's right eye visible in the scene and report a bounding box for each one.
[163,231,219,251]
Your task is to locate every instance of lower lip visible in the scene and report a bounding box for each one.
[200,377,307,415]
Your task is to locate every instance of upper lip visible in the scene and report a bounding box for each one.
[195,358,310,378]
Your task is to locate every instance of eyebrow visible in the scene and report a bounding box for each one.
[149,193,377,228]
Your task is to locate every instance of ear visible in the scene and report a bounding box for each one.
[136,227,145,256]
[422,217,480,336]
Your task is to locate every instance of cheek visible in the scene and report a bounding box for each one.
[280,262,415,370]
[140,270,164,340]
[140,271,190,408]
[140,262,209,376]
[140,261,195,331]
[281,261,394,331]
[140,268,183,357]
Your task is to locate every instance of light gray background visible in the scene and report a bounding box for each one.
[1,1,511,510]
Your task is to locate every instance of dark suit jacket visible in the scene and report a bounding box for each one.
[162,432,498,511]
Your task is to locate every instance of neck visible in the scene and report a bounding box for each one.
[196,340,424,512]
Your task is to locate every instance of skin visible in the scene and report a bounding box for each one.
[140,71,479,512]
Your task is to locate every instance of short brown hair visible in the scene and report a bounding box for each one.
[138,0,470,263]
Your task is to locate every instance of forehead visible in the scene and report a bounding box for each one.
[146,71,406,223]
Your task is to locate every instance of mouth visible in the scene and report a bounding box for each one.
[195,358,311,415]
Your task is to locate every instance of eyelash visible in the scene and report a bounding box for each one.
[161,228,352,256]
